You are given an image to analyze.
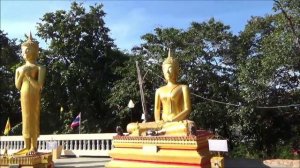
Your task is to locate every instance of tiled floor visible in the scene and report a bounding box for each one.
[54,157,299,168]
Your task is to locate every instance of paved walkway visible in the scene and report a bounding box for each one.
[54,157,110,168]
[54,157,299,168]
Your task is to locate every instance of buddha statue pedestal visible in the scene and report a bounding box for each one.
[106,130,214,168]
[0,152,53,168]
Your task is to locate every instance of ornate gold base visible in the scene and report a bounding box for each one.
[0,153,53,168]
[106,130,214,168]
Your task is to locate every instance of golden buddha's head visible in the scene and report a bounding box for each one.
[21,32,39,62]
[162,49,179,82]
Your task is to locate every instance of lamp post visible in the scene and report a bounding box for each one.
[128,100,135,122]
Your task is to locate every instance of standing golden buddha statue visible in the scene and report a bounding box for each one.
[14,33,46,155]
[127,49,195,136]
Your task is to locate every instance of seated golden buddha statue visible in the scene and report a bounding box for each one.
[127,49,195,136]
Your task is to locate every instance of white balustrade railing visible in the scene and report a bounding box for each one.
[0,133,115,157]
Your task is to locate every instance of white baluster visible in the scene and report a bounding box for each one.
[13,141,15,150]
[79,140,82,150]
[87,140,90,150]
[74,140,77,150]
[96,140,100,150]
[42,140,44,150]
[15,141,18,150]
[12,141,14,150]
[106,140,109,150]
[92,140,95,150]
[44,140,47,150]
[70,140,73,150]
[15,141,17,150]
[19,141,22,150]
[83,140,86,150]
[101,140,104,150]
[66,140,69,150]
[41,141,44,150]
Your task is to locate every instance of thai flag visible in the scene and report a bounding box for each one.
[71,113,81,128]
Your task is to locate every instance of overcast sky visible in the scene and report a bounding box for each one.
[1,0,274,51]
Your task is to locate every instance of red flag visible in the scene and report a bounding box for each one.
[71,113,81,128]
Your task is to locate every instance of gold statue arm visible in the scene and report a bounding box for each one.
[154,89,162,122]
[15,68,25,90]
[171,85,191,121]
[25,66,46,90]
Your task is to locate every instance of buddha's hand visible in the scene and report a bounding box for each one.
[166,115,175,122]
[20,66,31,75]
[155,120,165,127]
[24,66,33,79]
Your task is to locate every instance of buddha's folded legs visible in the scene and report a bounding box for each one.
[126,120,195,136]
[161,120,195,136]
[127,122,162,136]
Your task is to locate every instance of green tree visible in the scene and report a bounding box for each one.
[233,0,300,157]
[36,2,125,133]
[0,30,21,135]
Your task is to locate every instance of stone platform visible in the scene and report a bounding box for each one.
[0,153,53,168]
[106,130,214,168]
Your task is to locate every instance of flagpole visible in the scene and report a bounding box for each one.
[79,113,81,134]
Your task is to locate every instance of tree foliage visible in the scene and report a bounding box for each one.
[35,2,126,133]
[0,31,21,133]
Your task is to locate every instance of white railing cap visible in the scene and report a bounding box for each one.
[0,133,116,141]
